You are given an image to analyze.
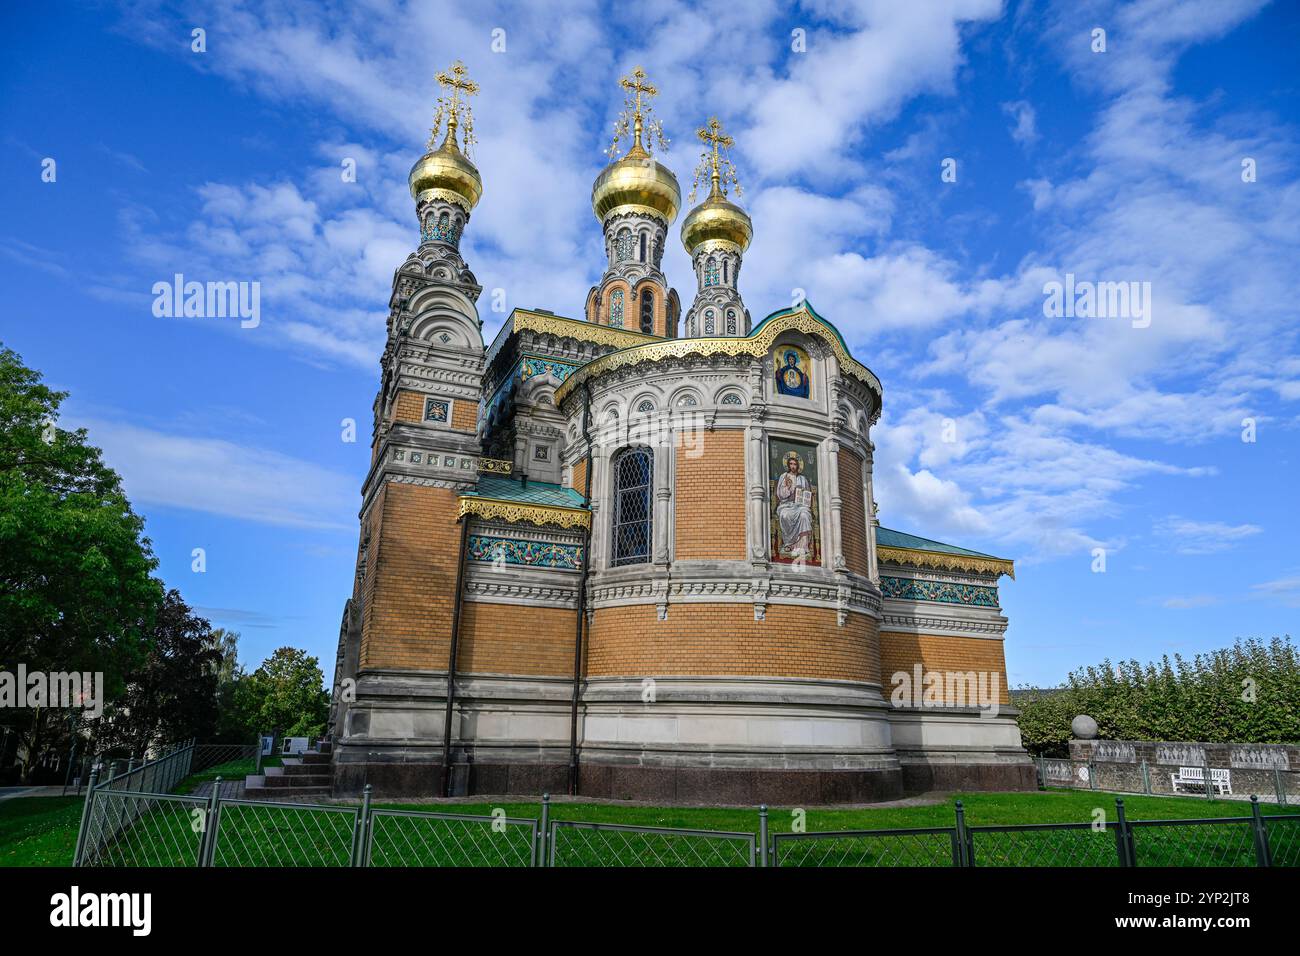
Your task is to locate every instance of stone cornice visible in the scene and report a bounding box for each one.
[877,545,1014,580]
[457,495,592,530]
[555,306,883,407]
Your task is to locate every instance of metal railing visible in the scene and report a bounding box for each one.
[1036,755,1297,805]
[74,785,1300,868]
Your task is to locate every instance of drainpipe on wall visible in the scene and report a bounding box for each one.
[440,516,471,797]
[568,383,594,795]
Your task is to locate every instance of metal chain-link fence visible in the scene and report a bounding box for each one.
[74,784,1300,868]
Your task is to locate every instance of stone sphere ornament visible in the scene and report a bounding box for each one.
[1071,715,1099,740]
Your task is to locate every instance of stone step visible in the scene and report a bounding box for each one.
[281,762,327,777]
[262,773,331,788]
[242,785,332,799]
[301,752,331,766]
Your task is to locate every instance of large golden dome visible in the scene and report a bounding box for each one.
[408,133,483,212]
[681,183,752,253]
[592,143,680,224]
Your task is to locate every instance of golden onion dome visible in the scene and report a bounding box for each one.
[592,144,680,224]
[408,132,483,212]
[681,182,752,253]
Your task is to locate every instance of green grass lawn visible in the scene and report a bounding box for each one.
[6,786,1297,868]
[0,795,85,867]
[173,755,282,794]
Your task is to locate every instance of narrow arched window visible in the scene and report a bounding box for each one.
[639,233,647,262]
[723,258,729,284]
[611,447,653,566]
[640,290,654,333]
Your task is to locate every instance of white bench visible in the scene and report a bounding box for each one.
[1170,766,1232,795]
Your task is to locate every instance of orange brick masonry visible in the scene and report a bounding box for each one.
[674,429,746,560]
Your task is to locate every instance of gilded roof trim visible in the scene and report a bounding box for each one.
[512,310,661,350]
[457,495,592,530]
[877,545,1015,580]
[555,304,882,405]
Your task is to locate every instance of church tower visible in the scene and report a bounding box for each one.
[584,68,682,337]
[330,62,492,792]
[680,117,753,337]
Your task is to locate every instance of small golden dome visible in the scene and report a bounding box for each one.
[408,133,483,212]
[681,183,752,253]
[592,144,681,224]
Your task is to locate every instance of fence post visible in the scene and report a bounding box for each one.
[72,769,100,866]
[1114,798,1135,867]
[1204,761,1213,801]
[953,801,971,867]
[1037,754,1045,789]
[538,793,550,868]
[1275,768,1285,806]
[758,805,769,868]
[1088,759,1097,791]
[350,784,372,867]
[198,777,223,867]
[1248,795,1272,867]
[1140,759,1151,795]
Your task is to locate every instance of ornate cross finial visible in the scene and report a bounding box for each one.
[689,116,742,204]
[607,66,669,160]
[428,60,480,154]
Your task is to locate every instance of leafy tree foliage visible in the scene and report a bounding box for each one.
[238,647,330,739]
[1014,636,1300,756]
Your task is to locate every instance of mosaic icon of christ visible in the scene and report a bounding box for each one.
[775,450,816,560]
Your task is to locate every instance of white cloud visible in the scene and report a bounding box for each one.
[83,419,356,531]
[1154,516,1262,555]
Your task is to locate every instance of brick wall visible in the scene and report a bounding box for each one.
[674,429,746,560]
[879,632,1011,704]
[451,398,477,431]
[359,481,462,671]
[588,604,880,683]
[393,391,425,423]
[392,390,476,431]
[571,456,589,495]
[839,447,868,576]
[459,602,575,677]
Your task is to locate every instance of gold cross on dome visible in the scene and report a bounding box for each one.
[620,66,658,118]
[430,60,479,149]
[698,116,734,186]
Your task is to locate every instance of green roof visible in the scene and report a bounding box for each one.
[465,475,587,509]
[877,527,1004,560]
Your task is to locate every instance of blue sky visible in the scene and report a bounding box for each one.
[2,0,1297,686]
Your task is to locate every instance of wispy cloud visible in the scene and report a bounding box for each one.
[1156,516,1263,555]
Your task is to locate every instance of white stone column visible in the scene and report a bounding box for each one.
[864,439,879,584]
[746,415,769,567]
[823,437,845,572]
[653,418,672,567]
[588,439,609,569]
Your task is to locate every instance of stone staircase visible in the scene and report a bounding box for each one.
[243,742,332,799]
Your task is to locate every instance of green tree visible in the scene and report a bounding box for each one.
[1014,636,1300,755]
[0,344,162,780]
[240,647,330,739]
[102,591,222,756]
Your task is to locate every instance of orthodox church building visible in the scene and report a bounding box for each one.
[329,64,1034,802]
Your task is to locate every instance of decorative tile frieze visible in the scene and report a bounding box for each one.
[468,534,583,570]
[880,575,999,607]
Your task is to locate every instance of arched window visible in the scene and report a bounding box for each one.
[616,230,633,262]
[704,257,720,287]
[723,259,729,284]
[726,310,737,335]
[610,289,625,328]
[640,291,654,333]
[704,309,715,334]
[611,447,653,566]
[639,233,647,262]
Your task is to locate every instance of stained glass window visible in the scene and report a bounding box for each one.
[704,309,714,334]
[640,291,654,333]
[704,256,720,287]
[721,393,743,405]
[611,447,653,566]
[616,231,634,262]
[422,212,460,246]
[726,310,737,335]
[610,289,625,328]
[424,398,450,422]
